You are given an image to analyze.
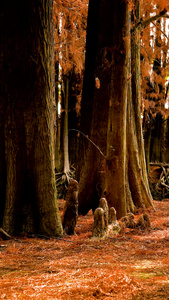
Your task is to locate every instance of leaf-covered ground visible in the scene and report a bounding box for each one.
[0,199,169,299]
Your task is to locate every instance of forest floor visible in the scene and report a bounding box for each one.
[0,198,169,299]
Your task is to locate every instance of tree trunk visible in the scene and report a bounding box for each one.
[68,72,82,168]
[54,61,61,171]
[105,0,153,219]
[78,0,111,214]
[131,0,151,197]
[150,113,164,162]
[144,126,152,172]
[60,77,70,177]
[0,0,63,236]
[164,118,169,163]
[105,1,129,218]
[78,0,153,218]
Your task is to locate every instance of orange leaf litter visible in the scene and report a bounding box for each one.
[0,199,169,299]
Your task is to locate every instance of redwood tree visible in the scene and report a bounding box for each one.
[0,0,63,236]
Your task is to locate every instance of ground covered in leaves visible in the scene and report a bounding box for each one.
[0,199,169,299]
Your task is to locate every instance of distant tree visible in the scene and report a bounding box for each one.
[53,0,88,184]
[0,0,63,236]
[141,1,169,165]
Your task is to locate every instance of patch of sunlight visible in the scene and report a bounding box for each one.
[132,272,157,279]
[156,278,169,284]
[133,260,161,270]
[131,260,166,279]
[132,271,169,281]
[165,101,169,109]
[131,260,168,280]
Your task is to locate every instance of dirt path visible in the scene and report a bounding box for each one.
[0,199,169,299]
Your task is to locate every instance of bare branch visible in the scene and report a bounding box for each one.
[68,129,106,158]
[151,22,168,40]
[136,9,168,28]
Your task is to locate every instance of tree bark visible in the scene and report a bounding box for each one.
[105,1,129,218]
[78,0,111,214]
[78,0,153,218]
[60,76,70,177]
[0,0,63,236]
[54,61,61,171]
[150,113,164,162]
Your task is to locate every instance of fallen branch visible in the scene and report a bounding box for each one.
[28,234,74,243]
[0,228,11,239]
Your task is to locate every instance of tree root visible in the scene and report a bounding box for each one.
[55,166,76,187]
[55,166,76,199]
[155,164,169,196]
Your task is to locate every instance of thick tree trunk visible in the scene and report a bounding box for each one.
[78,0,111,214]
[0,0,63,236]
[131,0,152,198]
[105,1,129,218]
[105,0,153,218]
[78,0,153,218]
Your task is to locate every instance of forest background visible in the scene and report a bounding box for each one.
[54,0,169,204]
[53,0,169,170]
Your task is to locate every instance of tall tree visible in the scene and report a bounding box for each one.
[77,0,111,214]
[0,0,63,236]
[105,0,129,217]
[78,0,153,219]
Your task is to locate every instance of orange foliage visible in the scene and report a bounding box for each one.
[53,0,88,74]
[53,0,169,119]
[141,0,169,114]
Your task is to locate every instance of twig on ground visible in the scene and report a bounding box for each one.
[0,228,11,239]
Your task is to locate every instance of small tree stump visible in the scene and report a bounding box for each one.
[98,198,109,230]
[92,208,105,238]
[62,179,78,235]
